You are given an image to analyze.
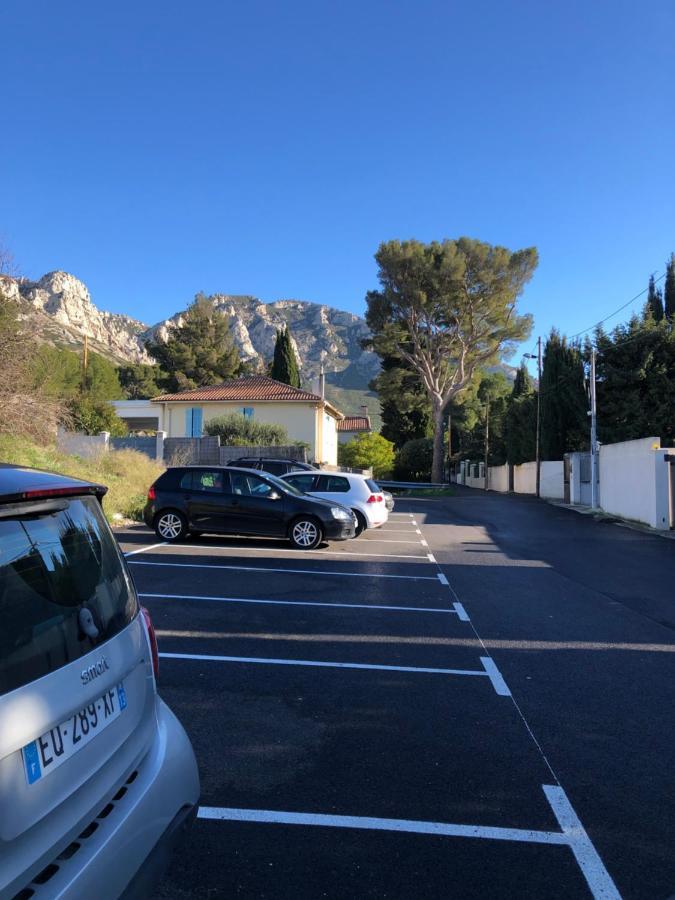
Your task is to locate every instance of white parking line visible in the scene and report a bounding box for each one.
[197,804,567,843]
[480,656,511,697]
[160,651,494,681]
[123,542,167,557]
[197,785,621,899]
[378,528,420,534]
[437,573,449,586]
[139,591,466,615]
[359,538,426,545]
[427,553,437,563]
[129,560,440,582]
[155,543,430,561]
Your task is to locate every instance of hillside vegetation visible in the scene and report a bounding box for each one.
[0,435,162,523]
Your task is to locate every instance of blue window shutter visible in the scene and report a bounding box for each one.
[240,407,254,419]
[193,407,203,437]
[185,408,192,437]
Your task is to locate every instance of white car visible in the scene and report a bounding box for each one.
[282,471,388,536]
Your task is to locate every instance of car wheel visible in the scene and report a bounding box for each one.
[289,517,323,550]
[154,510,188,542]
[352,510,367,537]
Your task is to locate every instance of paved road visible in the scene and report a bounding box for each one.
[116,487,675,898]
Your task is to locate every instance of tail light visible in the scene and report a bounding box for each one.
[367,494,384,503]
[141,606,159,681]
[147,485,156,501]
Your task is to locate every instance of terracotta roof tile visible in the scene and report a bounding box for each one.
[338,415,371,432]
[153,375,326,404]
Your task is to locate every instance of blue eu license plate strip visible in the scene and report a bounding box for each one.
[22,682,126,785]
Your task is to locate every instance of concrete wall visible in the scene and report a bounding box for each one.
[514,461,537,494]
[599,436,671,529]
[57,428,109,458]
[488,464,509,493]
[112,400,162,432]
[540,461,564,499]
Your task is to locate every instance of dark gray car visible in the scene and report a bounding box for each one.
[0,465,199,899]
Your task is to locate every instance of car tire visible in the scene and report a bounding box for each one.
[352,510,367,537]
[154,510,188,542]
[289,517,323,550]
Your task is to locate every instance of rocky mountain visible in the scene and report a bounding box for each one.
[0,270,381,416]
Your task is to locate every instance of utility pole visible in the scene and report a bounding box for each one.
[524,336,542,497]
[82,334,89,392]
[590,346,598,509]
[484,395,490,491]
[535,335,542,498]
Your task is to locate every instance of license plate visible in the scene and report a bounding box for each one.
[22,683,127,786]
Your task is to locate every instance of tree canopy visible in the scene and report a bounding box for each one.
[338,432,395,478]
[270,325,301,387]
[540,330,588,459]
[366,238,536,481]
[504,363,537,465]
[146,293,241,393]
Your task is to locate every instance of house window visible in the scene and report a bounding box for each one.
[240,407,254,419]
[185,407,203,437]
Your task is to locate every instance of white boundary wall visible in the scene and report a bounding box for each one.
[57,428,109,458]
[514,461,537,494]
[488,465,509,493]
[599,437,671,529]
[540,461,564,499]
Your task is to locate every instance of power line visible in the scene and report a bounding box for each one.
[567,272,665,341]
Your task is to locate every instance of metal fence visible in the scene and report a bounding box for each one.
[109,436,157,458]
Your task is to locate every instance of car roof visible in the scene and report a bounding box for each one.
[168,465,269,477]
[0,464,107,504]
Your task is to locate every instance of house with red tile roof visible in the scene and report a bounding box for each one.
[147,375,344,465]
[337,413,372,444]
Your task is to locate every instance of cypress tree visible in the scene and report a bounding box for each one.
[539,330,588,459]
[504,363,536,464]
[664,253,675,322]
[271,325,301,387]
[645,274,665,322]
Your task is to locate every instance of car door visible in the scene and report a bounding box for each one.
[227,471,286,536]
[184,469,229,533]
[312,474,353,505]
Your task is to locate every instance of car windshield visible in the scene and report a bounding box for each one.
[0,496,137,696]
[264,472,305,497]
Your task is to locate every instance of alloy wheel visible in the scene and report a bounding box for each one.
[292,520,319,548]
[157,513,183,540]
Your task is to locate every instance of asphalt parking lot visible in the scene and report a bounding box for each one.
[116,491,675,899]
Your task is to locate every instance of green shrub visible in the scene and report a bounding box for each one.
[394,437,434,481]
[338,432,394,478]
[204,412,288,446]
[67,397,128,436]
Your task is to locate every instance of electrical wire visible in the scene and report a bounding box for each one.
[567,273,665,341]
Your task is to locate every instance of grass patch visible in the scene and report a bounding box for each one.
[399,487,456,498]
[0,434,164,523]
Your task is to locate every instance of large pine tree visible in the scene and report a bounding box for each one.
[539,330,588,459]
[664,253,675,321]
[145,293,241,393]
[270,325,301,387]
[645,274,665,322]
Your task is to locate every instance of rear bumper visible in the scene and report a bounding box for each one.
[17,698,200,900]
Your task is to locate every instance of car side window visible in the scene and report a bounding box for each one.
[179,471,194,490]
[286,474,316,492]
[316,475,350,492]
[230,472,275,498]
[264,462,285,476]
[193,471,226,492]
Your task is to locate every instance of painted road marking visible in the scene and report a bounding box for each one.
[129,560,440,582]
[427,553,437,563]
[389,513,414,517]
[480,656,511,697]
[453,602,470,621]
[420,539,428,547]
[437,573,449,586]
[139,591,466,616]
[159,651,499,684]
[198,785,620,899]
[123,542,167,557]
[543,785,620,899]
[168,544,430,561]
[359,538,427,545]
[415,528,422,535]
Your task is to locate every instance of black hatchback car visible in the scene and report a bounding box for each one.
[144,466,356,550]
[228,457,317,476]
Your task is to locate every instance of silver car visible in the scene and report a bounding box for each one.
[0,465,199,899]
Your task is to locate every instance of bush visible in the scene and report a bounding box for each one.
[67,397,128,436]
[394,438,434,481]
[204,412,288,446]
[0,435,163,523]
[338,432,394,478]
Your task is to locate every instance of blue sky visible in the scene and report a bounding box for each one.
[2,0,674,366]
